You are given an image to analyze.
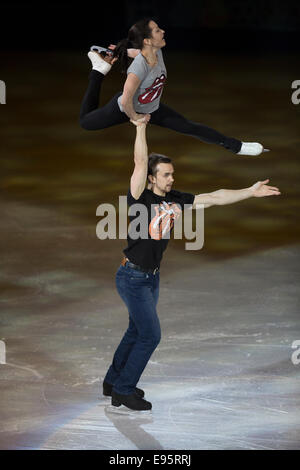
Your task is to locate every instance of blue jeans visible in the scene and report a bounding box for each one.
[104,264,161,395]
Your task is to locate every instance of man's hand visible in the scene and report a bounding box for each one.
[130,115,151,125]
[130,119,147,127]
[250,179,281,197]
[136,113,151,124]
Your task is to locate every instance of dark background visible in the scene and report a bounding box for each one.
[1,0,300,255]
[1,0,300,53]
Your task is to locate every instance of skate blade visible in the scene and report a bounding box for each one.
[105,404,152,415]
[90,45,113,56]
[98,395,111,405]
[263,148,270,152]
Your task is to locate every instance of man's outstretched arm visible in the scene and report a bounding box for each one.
[193,179,281,208]
[130,121,148,200]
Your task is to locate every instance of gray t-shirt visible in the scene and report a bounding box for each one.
[117,49,167,114]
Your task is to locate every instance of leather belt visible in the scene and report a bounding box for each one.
[121,257,159,275]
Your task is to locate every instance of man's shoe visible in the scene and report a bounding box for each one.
[111,390,152,411]
[237,142,269,156]
[87,51,112,75]
[103,381,145,398]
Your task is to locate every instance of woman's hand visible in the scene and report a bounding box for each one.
[127,48,141,58]
[107,44,116,53]
[98,46,118,64]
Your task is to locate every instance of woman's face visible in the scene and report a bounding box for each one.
[147,21,166,48]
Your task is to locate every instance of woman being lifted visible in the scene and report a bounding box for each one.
[80,18,267,157]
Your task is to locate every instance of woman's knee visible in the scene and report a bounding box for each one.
[79,117,94,130]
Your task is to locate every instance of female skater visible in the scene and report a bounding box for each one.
[79,18,266,156]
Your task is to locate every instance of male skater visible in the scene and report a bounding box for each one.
[102,120,280,412]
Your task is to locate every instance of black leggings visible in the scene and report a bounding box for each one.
[79,70,242,153]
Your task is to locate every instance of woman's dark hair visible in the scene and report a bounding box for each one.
[113,17,153,73]
[148,153,172,180]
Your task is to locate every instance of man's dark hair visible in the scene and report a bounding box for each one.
[147,153,173,180]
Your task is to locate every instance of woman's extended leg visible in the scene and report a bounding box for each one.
[150,102,242,153]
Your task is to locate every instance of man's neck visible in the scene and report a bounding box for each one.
[148,184,166,197]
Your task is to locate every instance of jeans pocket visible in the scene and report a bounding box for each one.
[129,269,149,280]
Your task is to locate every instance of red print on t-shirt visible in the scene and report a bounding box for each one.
[138,74,166,104]
[149,201,182,240]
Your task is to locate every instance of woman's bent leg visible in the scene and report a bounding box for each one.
[151,103,242,153]
[79,70,129,130]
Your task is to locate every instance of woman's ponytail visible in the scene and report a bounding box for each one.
[113,18,153,74]
[113,38,131,73]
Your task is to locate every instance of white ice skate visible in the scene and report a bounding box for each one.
[87,50,112,75]
[90,45,113,56]
[237,142,270,156]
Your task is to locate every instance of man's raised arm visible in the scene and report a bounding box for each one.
[193,179,281,208]
[130,121,149,200]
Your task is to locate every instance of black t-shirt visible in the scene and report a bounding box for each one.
[123,188,195,269]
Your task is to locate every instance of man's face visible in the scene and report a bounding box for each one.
[151,163,174,193]
[147,20,166,48]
